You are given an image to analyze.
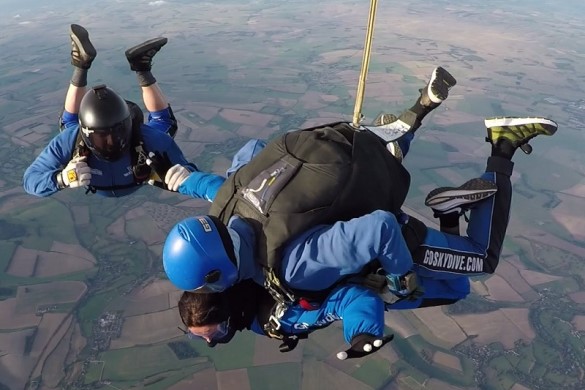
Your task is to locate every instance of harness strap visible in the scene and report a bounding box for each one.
[261,268,295,340]
[128,102,151,182]
[257,282,309,353]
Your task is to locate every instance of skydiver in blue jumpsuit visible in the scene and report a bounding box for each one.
[177,276,472,360]
[161,66,557,301]
[23,24,195,198]
[169,65,557,358]
[178,280,389,359]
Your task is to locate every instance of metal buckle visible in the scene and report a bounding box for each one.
[268,315,282,331]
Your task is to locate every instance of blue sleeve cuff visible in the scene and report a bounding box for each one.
[178,171,226,202]
[146,106,176,135]
[147,107,172,120]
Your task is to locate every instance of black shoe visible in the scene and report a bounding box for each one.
[425,178,497,215]
[125,37,168,72]
[420,66,457,107]
[70,24,96,69]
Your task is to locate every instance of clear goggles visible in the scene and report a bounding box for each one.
[185,319,230,342]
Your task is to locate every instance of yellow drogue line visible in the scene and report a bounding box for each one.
[352,0,379,128]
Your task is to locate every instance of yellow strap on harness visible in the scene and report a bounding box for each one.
[352,0,379,128]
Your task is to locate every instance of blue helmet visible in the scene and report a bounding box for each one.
[163,216,238,292]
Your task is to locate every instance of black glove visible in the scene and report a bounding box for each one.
[147,151,191,192]
[147,151,173,181]
[336,333,394,360]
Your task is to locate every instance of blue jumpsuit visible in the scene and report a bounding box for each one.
[177,129,513,309]
[249,284,385,343]
[249,282,472,343]
[202,278,468,348]
[178,115,518,309]
[23,108,195,197]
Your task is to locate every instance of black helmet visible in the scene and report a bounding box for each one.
[78,85,132,161]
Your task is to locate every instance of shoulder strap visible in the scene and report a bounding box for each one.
[125,100,152,184]
[256,286,308,352]
[72,129,90,160]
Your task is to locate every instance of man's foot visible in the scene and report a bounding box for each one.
[425,178,497,215]
[420,66,457,106]
[485,117,558,154]
[373,113,397,126]
[367,110,418,143]
[125,37,168,72]
[70,24,96,69]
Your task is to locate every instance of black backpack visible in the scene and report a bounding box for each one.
[209,122,410,298]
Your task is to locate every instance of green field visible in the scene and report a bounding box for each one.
[248,363,301,390]
[10,201,78,249]
[352,357,393,388]
[392,335,475,387]
[84,361,104,384]
[100,344,201,381]
[188,331,256,371]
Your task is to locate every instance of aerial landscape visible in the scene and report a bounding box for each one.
[0,0,584,389]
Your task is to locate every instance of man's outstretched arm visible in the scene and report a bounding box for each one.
[278,285,391,360]
[178,172,226,202]
[23,131,77,197]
